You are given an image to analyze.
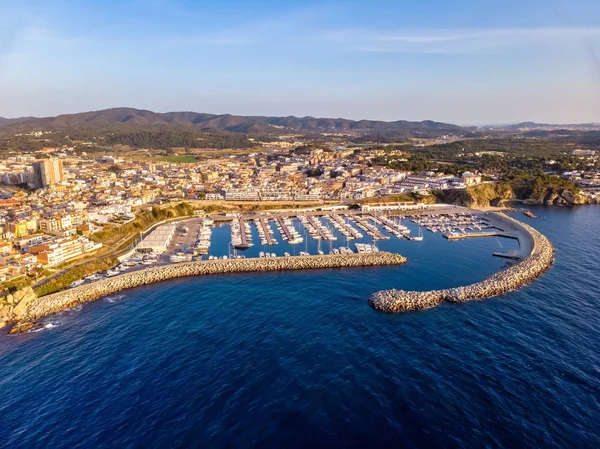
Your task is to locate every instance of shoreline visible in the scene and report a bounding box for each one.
[6,253,406,334]
[369,213,554,313]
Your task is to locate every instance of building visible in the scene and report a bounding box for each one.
[32,159,64,189]
[571,149,596,157]
[136,224,176,254]
[30,236,102,266]
[39,217,61,233]
[8,221,29,238]
[461,172,482,185]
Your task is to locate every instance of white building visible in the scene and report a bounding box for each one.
[136,224,176,254]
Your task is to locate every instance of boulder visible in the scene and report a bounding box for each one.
[8,321,39,335]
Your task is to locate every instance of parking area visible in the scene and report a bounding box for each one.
[159,218,204,263]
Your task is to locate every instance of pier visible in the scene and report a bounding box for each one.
[444,231,505,240]
[372,214,410,238]
[277,216,294,241]
[239,218,248,247]
[354,216,387,240]
[307,216,333,240]
[329,215,363,239]
[257,218,275,245]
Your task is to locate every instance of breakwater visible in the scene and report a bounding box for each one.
[369,214,554,313]
[7,253,406,332]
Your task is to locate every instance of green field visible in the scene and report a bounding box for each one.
[160,155,199,163]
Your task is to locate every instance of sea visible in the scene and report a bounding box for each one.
[1,206,599,448]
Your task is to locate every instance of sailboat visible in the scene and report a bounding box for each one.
[412,226,424,241]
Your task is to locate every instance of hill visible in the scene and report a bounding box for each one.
[488,122,600,131]
[0,107,467,136]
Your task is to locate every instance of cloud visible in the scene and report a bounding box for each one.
[321,27,600,54]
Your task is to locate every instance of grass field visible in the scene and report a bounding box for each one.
[159,155,200,163]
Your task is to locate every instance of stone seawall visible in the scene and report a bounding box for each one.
[8,253,406,332]
[369,214,554,313]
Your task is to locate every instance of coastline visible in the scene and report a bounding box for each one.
[369,213,554,313]
[6,252,406,334]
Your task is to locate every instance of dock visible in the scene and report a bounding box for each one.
[258,218,275,245]
[307,216,329,240]
[493,250,521,260]
[444,231,504,240]
[277,217,294,241]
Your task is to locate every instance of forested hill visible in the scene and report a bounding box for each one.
[0,107,467,136]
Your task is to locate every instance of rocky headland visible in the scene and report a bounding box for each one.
[435,183,595,208]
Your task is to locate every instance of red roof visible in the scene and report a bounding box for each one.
[0,199,20,207]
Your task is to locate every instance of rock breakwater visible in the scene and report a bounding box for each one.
[7,253,406,332]
[369,214,554,313]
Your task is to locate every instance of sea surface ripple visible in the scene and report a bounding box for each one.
[1,207,599,448]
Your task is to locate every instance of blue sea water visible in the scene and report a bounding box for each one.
[1,207,599,448]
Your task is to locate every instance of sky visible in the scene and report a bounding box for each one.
[1,0,599,125]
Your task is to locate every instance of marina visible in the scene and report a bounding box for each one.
[122,208,524,263]
[328,214,364,240]
[353,215,389,240]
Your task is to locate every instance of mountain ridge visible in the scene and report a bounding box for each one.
[0,107,468,135]
[486,121,600,130]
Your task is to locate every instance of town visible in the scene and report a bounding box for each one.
[0,131,597,291]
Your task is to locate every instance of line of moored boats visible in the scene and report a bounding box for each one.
[410,213,492,235]
[69,253,159,288]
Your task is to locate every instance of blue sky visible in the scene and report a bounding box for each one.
[1,0,599,124]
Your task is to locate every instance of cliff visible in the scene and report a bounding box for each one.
[534,189,593,206]
[435,183,594,208]
[434,183,514,208]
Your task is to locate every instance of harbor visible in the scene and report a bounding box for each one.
[126,207,526,264]
[369,213,552,313]
[4,207,548,333]
[59,207,526,292]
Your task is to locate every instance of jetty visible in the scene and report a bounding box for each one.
[369,213,554,313]
[6,252,407,332]
[444,231,506,240]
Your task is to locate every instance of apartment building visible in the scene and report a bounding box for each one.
[32,159,64,189]
[30,237,102,266]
